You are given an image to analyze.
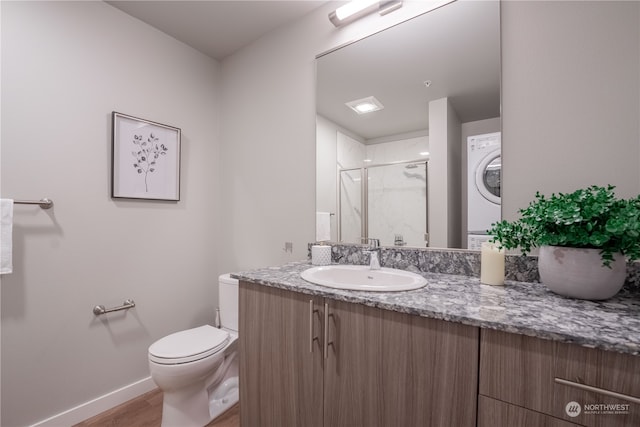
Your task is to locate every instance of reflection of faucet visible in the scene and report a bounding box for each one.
[362,238,381,270]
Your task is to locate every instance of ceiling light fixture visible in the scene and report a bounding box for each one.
[345,96,385,115]
[329,0,403,27]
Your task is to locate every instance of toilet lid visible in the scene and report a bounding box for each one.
[149,325,229,364]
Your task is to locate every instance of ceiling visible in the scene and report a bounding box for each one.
[106,0,329,60]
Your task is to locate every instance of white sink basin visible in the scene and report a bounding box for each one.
[300,265,427,292]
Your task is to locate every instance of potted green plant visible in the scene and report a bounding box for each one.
[489,185,640,300]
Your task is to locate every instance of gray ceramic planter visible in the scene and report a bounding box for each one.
[538,246,626,300]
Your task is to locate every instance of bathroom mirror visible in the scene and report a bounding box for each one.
[315,0,501,248]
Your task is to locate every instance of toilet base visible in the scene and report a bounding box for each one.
[160,376,239,427]
[159,348,238,427]
[208,376,239,420]
[161,381,211,427]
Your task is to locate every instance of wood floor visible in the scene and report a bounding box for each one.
[73,388,239,427]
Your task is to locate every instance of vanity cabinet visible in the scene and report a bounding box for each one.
[479,329,640,427]
[239,280,479,427]
[238,281,323,427]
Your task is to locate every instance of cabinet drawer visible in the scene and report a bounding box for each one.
[554,340,640,427]
[478,395,580,427]
[480,329,640,427]
[555,340,640,399]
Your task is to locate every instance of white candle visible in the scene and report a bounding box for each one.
[481,242,505,286]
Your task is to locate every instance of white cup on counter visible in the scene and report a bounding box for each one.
[311,245,332,266]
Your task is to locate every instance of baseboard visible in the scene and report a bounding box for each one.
[29,377,156,427]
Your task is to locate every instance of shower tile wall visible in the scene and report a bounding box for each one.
[368,163,427,246]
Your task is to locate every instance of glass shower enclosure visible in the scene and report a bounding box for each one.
[339,160,428,247]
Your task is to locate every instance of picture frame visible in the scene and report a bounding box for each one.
[111,112,181,201]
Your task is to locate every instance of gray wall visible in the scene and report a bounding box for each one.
[428,97,461,248]
[1,2,221,425]
[501,1,640,220]
[1,0,639,425]
[218,1,443,272]
[1,0,443,424]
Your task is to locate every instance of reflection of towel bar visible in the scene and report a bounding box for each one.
[93,299,136,316]
[14,198,53,209]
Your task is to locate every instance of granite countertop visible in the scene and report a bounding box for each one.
[232,261,640,356]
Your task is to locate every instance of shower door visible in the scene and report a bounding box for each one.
[338,168,363,245]
[339,161,428,247]
[368,161,427,247]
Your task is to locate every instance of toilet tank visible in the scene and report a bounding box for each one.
[219,274,238,332]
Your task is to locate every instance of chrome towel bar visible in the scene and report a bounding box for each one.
[15,198,54,209]
[93,299,135,316]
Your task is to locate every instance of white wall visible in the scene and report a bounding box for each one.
[446,101,462,248]
[219,0,447,272]
[502,0,640,219]
[312,0,640,245]
[0,3,3,424]
[428,97,461,248]
[1,2,221,425]
[2,0,639,425]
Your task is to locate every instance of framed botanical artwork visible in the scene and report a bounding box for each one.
[111,112,181,201]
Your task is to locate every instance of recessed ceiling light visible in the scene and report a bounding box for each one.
[420,151,430,156]
[363,159,373,162]
[345,96,384,115]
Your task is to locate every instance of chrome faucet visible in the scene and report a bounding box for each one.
[362,238,381,270]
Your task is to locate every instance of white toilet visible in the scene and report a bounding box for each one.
[148,274,239,427]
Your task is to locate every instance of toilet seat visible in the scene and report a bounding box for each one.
[149,325,230,365]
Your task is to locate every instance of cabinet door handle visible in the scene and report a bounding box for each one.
[555,377,640,404]
[324,302,330,359]
[309,300,319,353]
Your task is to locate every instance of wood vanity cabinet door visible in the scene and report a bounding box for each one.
[322,299,383,427]
[239,281,324,427]
[323,300,479,427]
[478,395,580,427]
[553,342,640,427]
[479,328,556,414]
[379,310,479,427]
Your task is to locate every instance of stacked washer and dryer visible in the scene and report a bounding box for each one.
[467,132,501,250]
